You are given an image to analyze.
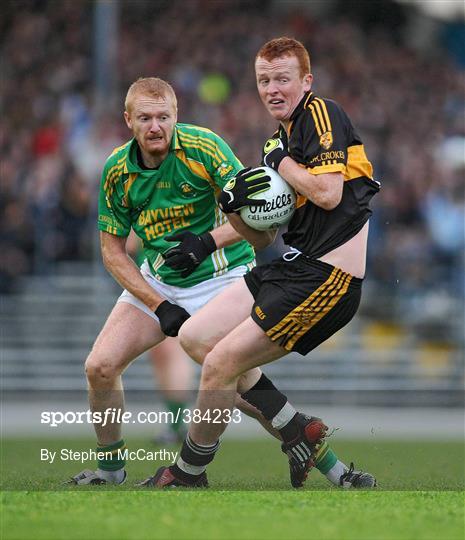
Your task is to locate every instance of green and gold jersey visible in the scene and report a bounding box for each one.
[98,123,255,287]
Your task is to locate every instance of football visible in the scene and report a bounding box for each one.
[240,167,296,230]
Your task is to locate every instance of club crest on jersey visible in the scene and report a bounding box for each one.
[320,131,333,150]
[218,163,234,178]
[179,182,195,197]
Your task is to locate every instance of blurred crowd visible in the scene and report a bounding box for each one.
[1,0,464,337]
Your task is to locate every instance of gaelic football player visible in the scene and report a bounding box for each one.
[69,77,270,484]
[144,38,378,489]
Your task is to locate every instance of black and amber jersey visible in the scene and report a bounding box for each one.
[264,91,380,259]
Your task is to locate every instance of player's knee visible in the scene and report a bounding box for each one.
[202,347,237,386]
[85,353,121,386]
[201,354,225,386]
[179,321,211,364]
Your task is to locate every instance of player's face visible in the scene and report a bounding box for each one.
[255,55,312,123]
[124,93,177,163]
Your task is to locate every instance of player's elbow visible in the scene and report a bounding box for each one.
[318,196,341,211]
[306,172,343,211]
[251,229,278,250]
[313,189,342,211]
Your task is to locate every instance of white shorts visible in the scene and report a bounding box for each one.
[117,261,249,322]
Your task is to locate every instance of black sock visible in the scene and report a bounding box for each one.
[171,463,202,482]
[174,435,220,477]
[241,373,288,421]
[278,413,300,443]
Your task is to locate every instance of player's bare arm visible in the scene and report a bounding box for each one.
[226,213,278,249]
[101,231,190,337]
[208,222,243,249]
[278,158,343,211]
[100,231,166,311]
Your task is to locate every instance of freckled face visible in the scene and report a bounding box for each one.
[124,93,177,160]
[255,55,312,123]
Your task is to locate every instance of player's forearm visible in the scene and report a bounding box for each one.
[209,222,243,250]
[103,251,165,311]
[100,233,165,311]
[278,157,343,210]
[226,213,278,250]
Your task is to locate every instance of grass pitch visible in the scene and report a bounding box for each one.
[1,437,464,539]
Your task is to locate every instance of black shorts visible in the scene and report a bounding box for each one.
[244,257,362,355]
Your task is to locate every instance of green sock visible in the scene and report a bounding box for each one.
[166,400,187,433]
[314,441,338,474]
[97,439,126,471]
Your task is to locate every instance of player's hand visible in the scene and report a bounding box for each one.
[218,167,271,214]
[262,134,289,171]
[154,300,191,337]
[163,231,217,277]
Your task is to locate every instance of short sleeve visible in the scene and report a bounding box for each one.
[297,98,349,175]
[97,160,132,237]
[207,132,244,189]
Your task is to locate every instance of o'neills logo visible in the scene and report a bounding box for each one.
[249,193,294,214]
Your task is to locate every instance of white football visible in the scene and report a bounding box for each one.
[240,167,296,230]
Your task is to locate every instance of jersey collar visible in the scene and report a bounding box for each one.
[171,125,181,151]
[124,139,142,173]
[124,126,181,173]
[290,91,313,121]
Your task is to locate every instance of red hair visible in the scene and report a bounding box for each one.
[256,37,311,77]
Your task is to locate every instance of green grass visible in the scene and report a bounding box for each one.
[2,491,463,540]
[1,437,464,539]
[1,437,464,491]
